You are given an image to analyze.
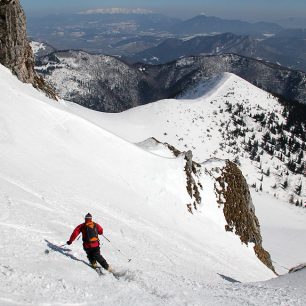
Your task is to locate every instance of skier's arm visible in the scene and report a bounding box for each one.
[96,223,103,235]
[67,224,83,244]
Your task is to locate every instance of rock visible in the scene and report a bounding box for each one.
[214,160,276,273]
[0,0,56,99]
[139,138,203,213]
[183,150,202,213]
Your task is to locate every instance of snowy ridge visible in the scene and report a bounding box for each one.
[75,72,305,206]
[1,65,305,305]
[35,50,306,112]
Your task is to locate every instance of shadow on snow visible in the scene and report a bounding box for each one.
[44,239,91,267]
[217,273,241,283]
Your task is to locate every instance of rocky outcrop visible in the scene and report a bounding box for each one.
[184,150,202,214]
[0,0,56,99]
[139,140,275,272]
[214,160,276,273]
[139,137,203,213]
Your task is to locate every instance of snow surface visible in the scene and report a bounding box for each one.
[0,65,305,305]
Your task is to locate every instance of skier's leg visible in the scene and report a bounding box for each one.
[92,247,109,270]
[85,248,97,267]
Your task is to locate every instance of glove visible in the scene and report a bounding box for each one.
[67,241,72,245]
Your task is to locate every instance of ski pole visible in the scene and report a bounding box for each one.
[103,235,111,243]
[103,234,132,262]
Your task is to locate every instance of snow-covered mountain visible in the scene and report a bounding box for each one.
[2,1,305,304]
[66,73,305,207]
[32,51,306,206]
[1,63,306,305]
[35,50,162,112]
[33,49,305,206]
[35,50,306,111]
[139,54,306,105]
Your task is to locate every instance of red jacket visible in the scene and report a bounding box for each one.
[68,221,103,249]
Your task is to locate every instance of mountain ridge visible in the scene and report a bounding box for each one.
[34,48,306,113]
[171,15,283,35]
[69,72,304,207]
[125,32,306,72]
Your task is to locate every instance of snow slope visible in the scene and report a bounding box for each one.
[66,72,305,206]
[0,65,305,305]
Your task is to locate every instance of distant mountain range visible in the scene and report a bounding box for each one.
[27,12,179,54]
[125,33,255,64]
[276,17,306,29]
[170,15,283,35]
[27,12,284,47]
[125,31,306,71]
[27,12,306,72]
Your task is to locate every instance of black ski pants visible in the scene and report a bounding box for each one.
[84,247,109,270]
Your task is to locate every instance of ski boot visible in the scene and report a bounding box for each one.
[91,260,98,269]
[107,265,114,273]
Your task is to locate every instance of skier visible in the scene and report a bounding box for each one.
[67,213,113,272]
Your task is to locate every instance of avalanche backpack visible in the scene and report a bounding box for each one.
[83,222,99,243]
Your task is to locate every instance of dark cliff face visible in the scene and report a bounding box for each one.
[0,0,56,99]
[214,160,276,273]
[0,0,35,83]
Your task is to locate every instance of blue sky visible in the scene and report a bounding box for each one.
[21,0,306,20]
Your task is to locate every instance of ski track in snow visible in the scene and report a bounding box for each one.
[0,65,305,305]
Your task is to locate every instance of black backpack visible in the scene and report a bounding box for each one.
[82,222,99,243]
